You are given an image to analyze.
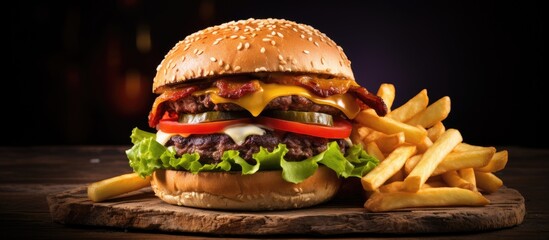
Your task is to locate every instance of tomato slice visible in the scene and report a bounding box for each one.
[157,114,352,139]
[256,117,352,139]
[158,118,252,134]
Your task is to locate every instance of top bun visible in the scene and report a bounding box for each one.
[153,18,354,93]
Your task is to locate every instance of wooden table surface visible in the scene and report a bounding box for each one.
[1,146,548,239]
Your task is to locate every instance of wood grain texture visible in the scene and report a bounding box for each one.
[47,185,525,235]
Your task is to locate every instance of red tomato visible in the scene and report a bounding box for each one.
[157,118,251,134]
[256,117,352,139]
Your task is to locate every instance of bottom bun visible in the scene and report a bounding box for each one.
[150,166,341,211]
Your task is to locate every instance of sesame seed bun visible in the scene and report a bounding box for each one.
[153,18,354,93]
[150,166,341,211]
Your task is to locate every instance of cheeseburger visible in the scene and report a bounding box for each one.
[126,18,387,210]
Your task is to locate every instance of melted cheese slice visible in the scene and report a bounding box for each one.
[155,124,265,146]
[194,82,361,119]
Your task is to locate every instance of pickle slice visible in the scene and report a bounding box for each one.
[179,111,249,124]
[267,110,334,126]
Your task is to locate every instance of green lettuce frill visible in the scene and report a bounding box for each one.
[126,127,379,184]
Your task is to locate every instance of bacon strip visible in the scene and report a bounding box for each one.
[349,86,388,116]
[148,86,200,127]
[264,75,352,97]
[215,79,261,99]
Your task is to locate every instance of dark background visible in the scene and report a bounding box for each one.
[7,0,545,148]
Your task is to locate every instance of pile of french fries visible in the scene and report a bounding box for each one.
[352,83,508,212]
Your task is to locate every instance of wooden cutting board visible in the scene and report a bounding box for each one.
[47,183,525,235]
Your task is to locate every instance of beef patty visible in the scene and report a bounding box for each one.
[168,131,349,164]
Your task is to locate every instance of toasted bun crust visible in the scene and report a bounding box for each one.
[150,166,341,210]
[153,18,354,93]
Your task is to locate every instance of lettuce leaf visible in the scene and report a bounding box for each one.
[126,127,379,183]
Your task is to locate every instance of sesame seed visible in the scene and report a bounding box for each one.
[280,60,287,65]
[234,66,241,71]
[293,187,300,193]
[260,47,265,53]
[181,56,186,61]
[208,70,214,75]
[277,32,284,38]
[262,38,271,42]
[230,35,238,39]
[212,31,218,35]
[278,54,284,61]
[234,26,239,31]
[224,64,230,70]
[303,50,310,54]
[183,45,190,51]
[237,42,243,50]
[218,59,224,66]
[210,57,217,62]
[271,31,276,35]
[321,57,325,64]
[300,34,305,39]
[279,65,285,71]
[196,49,203,55]
[193,48,198,54]
[244,42,250,49]
[270,40,276,46]
[308,37,313,41]
[255,67,267,72]
[292,28,298,32]
[314,41,320,47]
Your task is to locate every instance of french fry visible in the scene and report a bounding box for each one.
[378,181,405,193]
[459,168,477,191]
[87,173,151,202]
[365,187,490,212]
[377,83,396,110]
[453,142,487,152]
[427,122,445,142]
[375,132,405,153]
[475,171,503,193]
[362,129,385,143]
[475,150,508,172]
[387,168,405,183]
[350,124,366,145]
[441,170,475,191]
[362,146,417,191]
[416,135,433,153]
[386,89,429,122]
[355,109,428,145]
[403,129,463,192]
[431,148,496,175]
[406,96,451,128]
[365,142,385,161]
[404,154,422,175]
